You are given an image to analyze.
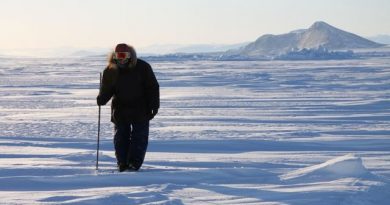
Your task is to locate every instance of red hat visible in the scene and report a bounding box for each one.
[115,43,130,53]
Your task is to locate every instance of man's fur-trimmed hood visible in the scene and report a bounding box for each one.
[107,44,137,69]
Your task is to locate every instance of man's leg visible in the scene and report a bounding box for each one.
[128,121,149,170]
[114,122,131,171]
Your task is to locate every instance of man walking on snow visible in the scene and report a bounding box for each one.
[97,43,160,172]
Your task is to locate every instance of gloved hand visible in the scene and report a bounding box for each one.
[150,108,158,119]
[96,96,105,106]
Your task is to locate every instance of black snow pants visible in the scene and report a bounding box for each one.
[114,121,149,170]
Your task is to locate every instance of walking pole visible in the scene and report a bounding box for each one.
[96,72,102,170]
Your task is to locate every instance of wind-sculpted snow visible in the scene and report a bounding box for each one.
[280,154,373,181]
[0,57,389,204]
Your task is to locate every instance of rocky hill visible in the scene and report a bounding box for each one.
[229,21,383,58]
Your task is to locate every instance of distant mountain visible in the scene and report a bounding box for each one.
[0,47,110,58]
[139,43,248,55]
[230,21,384,58]
[368,35,390,45]
[68,49,108,57]
[173,43,249,53]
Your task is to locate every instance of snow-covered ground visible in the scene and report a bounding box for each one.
[0,57,389,204]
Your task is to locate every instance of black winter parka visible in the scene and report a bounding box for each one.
[97,59,160,124]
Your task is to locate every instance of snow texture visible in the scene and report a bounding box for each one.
[0,56,389,204]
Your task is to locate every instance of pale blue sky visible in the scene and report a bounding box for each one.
[0,0,389,50]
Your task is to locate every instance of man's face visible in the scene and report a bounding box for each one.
[114,52,130,65]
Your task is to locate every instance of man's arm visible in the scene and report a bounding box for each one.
[97,68,116,106]
[144,63,160,118]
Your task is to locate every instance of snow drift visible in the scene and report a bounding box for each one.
[280,154,375,182]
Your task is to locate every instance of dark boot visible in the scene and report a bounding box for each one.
[118,163,129,172]
[128,164,140,171]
